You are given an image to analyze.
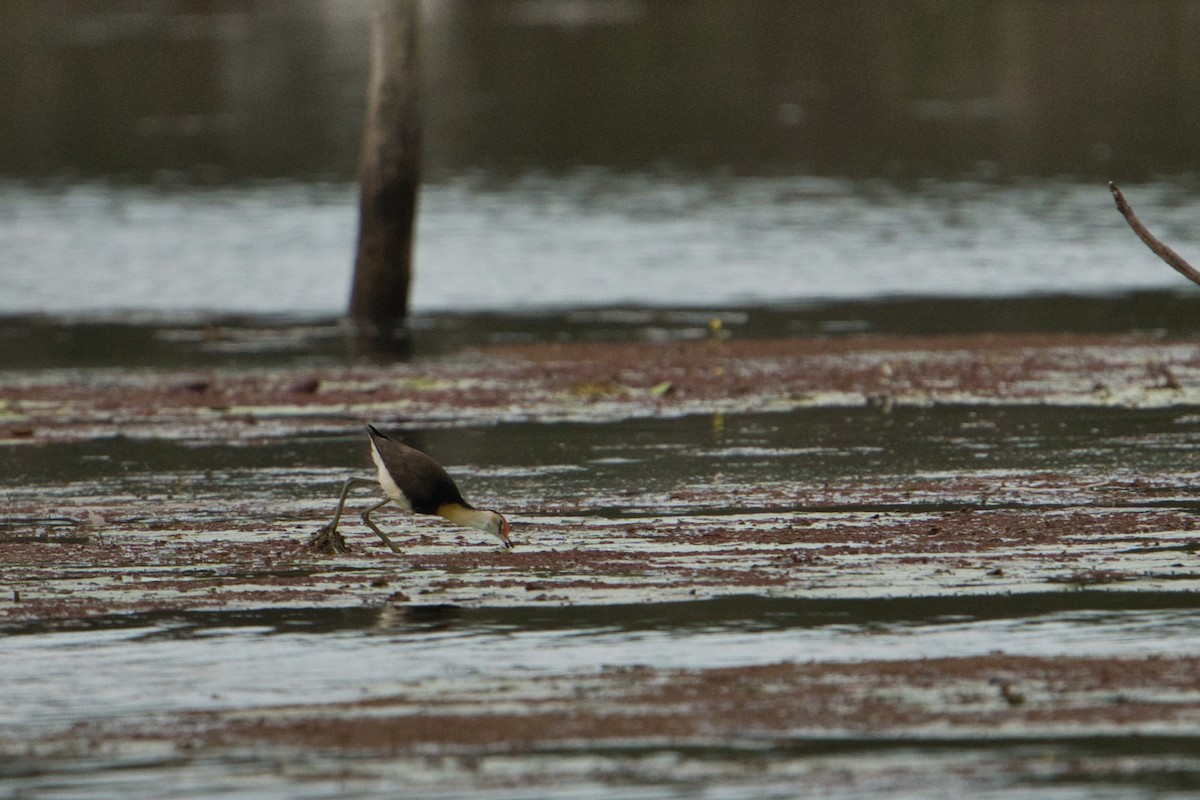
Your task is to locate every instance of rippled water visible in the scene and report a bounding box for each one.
[6,597,1200,741]
[3,176,1197,316]
[10,4,1200,793]
[6,402,1200,800]
[9,193,1200,794]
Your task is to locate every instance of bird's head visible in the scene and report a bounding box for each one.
[485,510,513,549]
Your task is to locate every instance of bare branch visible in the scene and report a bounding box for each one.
[1109,181,1200,288]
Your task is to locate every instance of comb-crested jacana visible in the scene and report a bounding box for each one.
[311,425,512,553]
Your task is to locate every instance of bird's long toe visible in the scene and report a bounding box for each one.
[306,522,351,555]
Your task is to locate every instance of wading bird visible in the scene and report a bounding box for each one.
[310,425,512,553]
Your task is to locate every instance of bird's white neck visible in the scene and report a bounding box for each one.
[437,503,494,532]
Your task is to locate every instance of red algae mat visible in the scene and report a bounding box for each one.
[6,331,1200,796]
[6,332,1200,615]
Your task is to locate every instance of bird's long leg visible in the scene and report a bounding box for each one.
[308,477,381,554]
[360,497,402,553]
[324,477,382,533]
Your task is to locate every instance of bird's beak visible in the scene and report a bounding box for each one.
[500,516,514,549]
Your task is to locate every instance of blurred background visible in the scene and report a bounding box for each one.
[4,0,1200,316]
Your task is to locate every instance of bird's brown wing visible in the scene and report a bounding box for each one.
[367,426,469,514]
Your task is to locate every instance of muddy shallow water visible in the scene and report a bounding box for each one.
[5,303,1200,798]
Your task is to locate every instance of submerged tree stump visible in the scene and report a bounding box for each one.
[350,0,422,358]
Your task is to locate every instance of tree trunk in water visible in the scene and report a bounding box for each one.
[350,0,421,358]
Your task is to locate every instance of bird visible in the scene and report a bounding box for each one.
[311,424,512,553]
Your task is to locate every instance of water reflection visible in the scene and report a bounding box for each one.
[3,1,1200,180]
[4,590,1198,639]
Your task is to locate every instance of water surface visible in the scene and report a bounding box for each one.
[4,176,1197,316]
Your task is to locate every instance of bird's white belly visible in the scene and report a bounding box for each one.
[370,439,413,511]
